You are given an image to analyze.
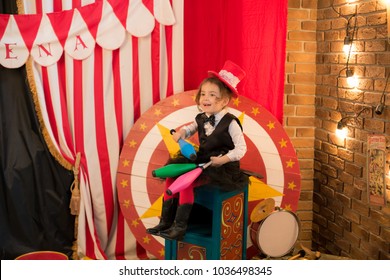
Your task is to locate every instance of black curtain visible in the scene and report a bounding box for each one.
[0,2,74,259]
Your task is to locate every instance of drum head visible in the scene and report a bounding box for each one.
[257,210,300,257]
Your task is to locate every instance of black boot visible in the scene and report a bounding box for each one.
[159,203,193,241]
[146,198,178,236]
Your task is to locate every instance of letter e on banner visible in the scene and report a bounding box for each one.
[0,15,29,69]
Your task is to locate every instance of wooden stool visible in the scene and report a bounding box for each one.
[165,184,248,260]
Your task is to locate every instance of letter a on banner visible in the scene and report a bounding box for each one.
[64,9,95,60]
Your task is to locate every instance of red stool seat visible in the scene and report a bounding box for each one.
[15,251,68,260]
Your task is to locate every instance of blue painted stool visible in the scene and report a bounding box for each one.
[165,184,248,260]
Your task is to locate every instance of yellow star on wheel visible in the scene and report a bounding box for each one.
[279,138,287,148]
[143,235,151,244]
[251,107,260,116]
[286,159,295,168]
[131,219,140,227]
[232,97,241,107]
[158,248,165,257]
[139,122,147,131]
[128,139,137,148]
[288,181,296,190]
[284,204,292,211]
[122,159,130,167]
[267,121,275,130]
[172,98,180,106]
[120,179,129,188]
[154,109,162,116]
[123,200,130,208]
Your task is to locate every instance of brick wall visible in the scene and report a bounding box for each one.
[286,0,390,259]
[286,0,318,251]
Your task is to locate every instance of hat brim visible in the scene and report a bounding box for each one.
[208,70,239,96]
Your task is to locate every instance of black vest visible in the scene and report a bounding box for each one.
[195,112,242,163]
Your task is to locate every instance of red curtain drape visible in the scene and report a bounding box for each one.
[184,0,287,123]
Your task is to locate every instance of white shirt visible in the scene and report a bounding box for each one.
[181,108,247,162]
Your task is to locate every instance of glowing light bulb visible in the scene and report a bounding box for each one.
[343,36,352,54]
[343,43,351,54]
[336,122,348,138]
[346,69,358,88]
[347,74,358,88]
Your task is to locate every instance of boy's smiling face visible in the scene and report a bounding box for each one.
[198,82,229,115]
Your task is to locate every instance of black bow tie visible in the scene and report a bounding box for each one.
[204,114,215,126]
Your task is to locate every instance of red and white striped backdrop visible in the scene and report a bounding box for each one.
[17,0,183,260]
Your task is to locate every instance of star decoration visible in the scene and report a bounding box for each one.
[286,159,295,168]
[283,204,292,211]
[122,159,130,167]
[139,122,147,131]
[123,200,130,208]
[267,121,275,130]
[154,109,162,116]
[143,235,151,244]
[128,139,137,148]
[288,181,296,190]
[131,219,139,227]
[172,98,180,106]
[232,97,241,107]
[120,179,129,188]
[158,248,165,257]
[251,107,260,116]
[279,138,288,148]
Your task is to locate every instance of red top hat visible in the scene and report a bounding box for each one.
[208,60,246,96]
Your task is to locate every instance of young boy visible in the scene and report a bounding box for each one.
[147,60,248,240]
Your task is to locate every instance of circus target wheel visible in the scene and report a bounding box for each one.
[116,90,301,259]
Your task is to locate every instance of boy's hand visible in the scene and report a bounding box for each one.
[172,129,186,142]
[210,155,229,167]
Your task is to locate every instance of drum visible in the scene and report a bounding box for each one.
[250,208,300,258]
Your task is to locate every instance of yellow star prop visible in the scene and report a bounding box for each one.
[140,195,163,219]
[157,124,180,158]
[248,177,284,201]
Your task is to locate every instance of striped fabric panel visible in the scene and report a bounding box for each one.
[20,0,183,259]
